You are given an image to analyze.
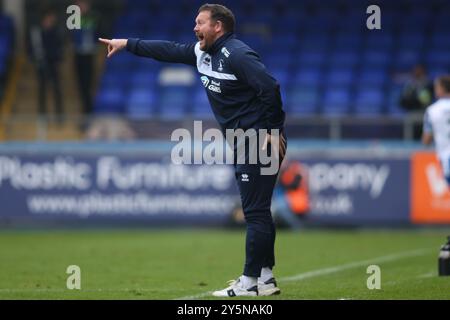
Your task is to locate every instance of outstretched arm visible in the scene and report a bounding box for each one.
[99,38,197,66]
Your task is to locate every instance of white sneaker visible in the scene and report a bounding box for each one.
[258,277,281,296]
[212,277,259,297]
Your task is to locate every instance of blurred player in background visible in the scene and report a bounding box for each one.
[28,8,64,122]
[422,75,450,186]
[98,4,286,297]
[400,64,434,113]
[71,0,99,116]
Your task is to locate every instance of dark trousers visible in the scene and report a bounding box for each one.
[74,53,94,115]
[37,63,63,117]
[234,131,286,277]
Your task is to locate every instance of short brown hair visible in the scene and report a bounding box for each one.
[436,75,450,93]
[198,3,235,33]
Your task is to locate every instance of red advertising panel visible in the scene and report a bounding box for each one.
[411,152,450,224]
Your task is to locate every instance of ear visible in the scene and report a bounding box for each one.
[215,20,223,33]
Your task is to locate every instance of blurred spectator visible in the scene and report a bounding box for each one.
[228,159,309,230]
[0,10,14,101]
[399,64,434,112]
[71,0,99,116]
[28,8,64,122]
[271,160,309,229]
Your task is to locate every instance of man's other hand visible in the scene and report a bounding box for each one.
[262,131,287,160]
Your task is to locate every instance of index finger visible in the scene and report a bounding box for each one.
[98,38,111,45]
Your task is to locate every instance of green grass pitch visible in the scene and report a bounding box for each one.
[0,228,449,299]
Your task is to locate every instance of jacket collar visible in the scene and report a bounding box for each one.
[206,32,235,55]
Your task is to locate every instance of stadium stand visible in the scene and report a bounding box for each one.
[0,12,14,100]
[94,0,450,119]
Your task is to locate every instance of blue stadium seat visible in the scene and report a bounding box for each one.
[433,13,450,30]
[271,16,299,31]
[326,69,354,87]
[361,50,391,68]
[287,86,320,115]
[246,10,274,25]
[426,51,450,67]
[172,33,197,44]
[104,52,136,71]
[398,13,431,32]
[0,35,12,55]
[332,33,363,50]
[428,68,450,80]
[322,88,352,115]
[293,69,323,87]
[268,34,299,51]
[393,50,423,70]
[191,89,213,119]
[336,12,365,33]
[430,33,450,50]
[98,72,126,91]
[264,52,293,70]
[94,0,450,119]
[94,88,126,114]
[397,32,426,50]
[328,51,359,68]
[238,34,267,52]
[353,88,385,115]
[0,15,13,33]
[297,50,327,69]
[301,16,336,33]
[358,69,388,87]
[134,59,161,73]
[375,11,397,31]
[386,86,406,116]
[124,0,150,11]
[299,33,331,50]
[128,71,158,90]
[125,89,157,118]
[157,86,189,119]
[114,16,150,35]
[364,33,394,50]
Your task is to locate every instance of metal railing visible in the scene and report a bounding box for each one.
[0,112,426,142]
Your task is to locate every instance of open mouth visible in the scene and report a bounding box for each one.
[197,34,205,42]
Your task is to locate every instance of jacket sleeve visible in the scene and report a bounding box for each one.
[126,38,197,67]
[229,49,285,130]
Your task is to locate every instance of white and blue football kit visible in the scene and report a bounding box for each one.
[423,98,450,185]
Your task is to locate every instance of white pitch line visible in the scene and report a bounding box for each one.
[174,248,430,300]
[279,248,429,282]
[416,272,435,279]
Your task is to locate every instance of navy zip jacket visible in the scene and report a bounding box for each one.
[126,32,285,133]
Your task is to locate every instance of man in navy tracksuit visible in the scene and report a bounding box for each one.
[99,3,286,297]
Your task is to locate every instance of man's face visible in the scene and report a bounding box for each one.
[194,10,219,51]
[42,13,56,29]
[413,66,426,79]
[435,80,444,98]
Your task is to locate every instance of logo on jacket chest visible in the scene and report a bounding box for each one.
[218,59,225,72]
[203,56,211,66]
[200,76,221,93]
